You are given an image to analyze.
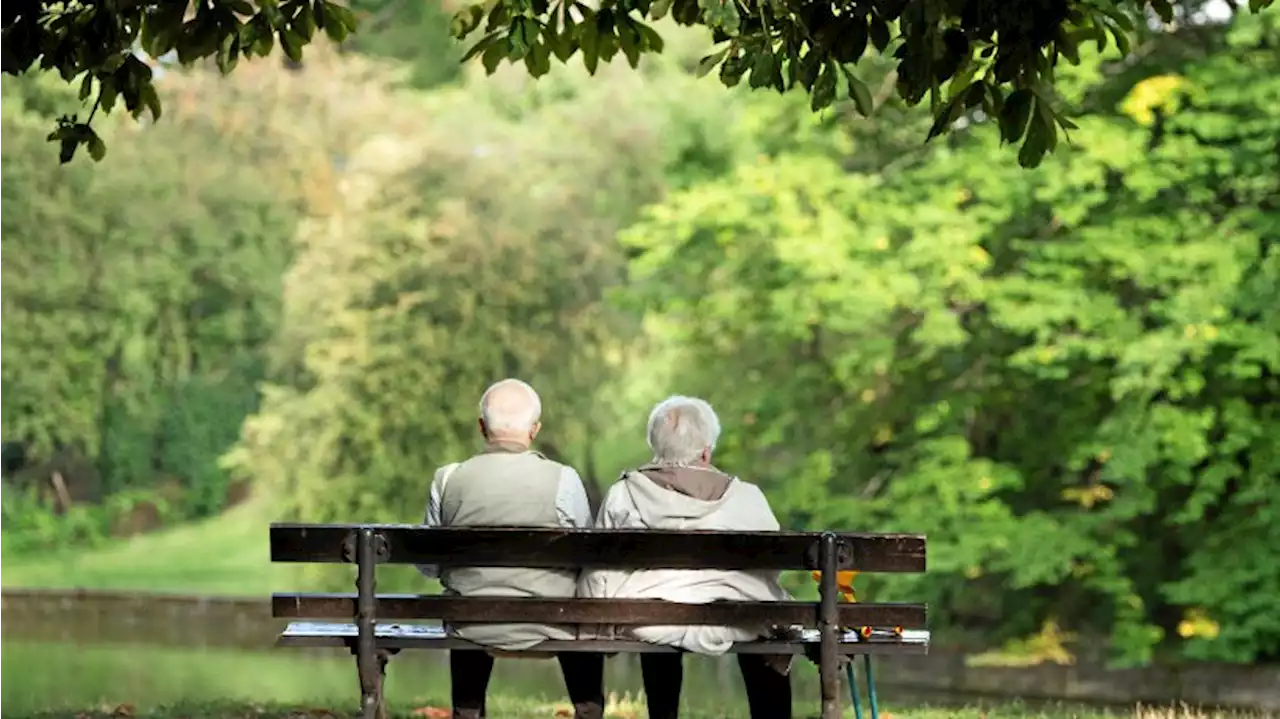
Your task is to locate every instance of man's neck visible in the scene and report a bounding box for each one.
[484,437,532,454]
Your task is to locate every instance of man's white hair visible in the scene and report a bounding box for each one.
[646,395,721,464]
[479,379,542,434]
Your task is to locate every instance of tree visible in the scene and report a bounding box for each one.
[5,0,1274,167]
[0,52,385,533]
[618,11,1278,664]
[221,56,737,518]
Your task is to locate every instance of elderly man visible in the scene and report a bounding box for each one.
[579,395,793,719]
[417,378,605,719]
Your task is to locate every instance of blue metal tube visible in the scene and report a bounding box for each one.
[864,654,880,719]
[846,661,864,719]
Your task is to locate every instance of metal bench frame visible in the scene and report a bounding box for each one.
[269,524,929,719]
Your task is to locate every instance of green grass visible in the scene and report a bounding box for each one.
[0,499,443,595]
[4,701,1270,719]
[1,501,278,595]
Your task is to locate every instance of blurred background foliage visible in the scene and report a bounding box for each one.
[1,0,1276,669]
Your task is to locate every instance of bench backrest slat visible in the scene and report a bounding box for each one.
[269,524,926,572]
[271,593,928,628]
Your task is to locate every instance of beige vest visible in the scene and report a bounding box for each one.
[438,443,578,649]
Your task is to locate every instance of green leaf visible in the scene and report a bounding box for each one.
[810,62,837,111]
[698,0,741,35]
[1149,0,1175,22]
[460,31,499,62]
[637,22,664,52]
[1017,110,1051,168]
[618,20,641,67]
[999,88,1034,144]
[1098,6,1136,31]
[650,0,673,20]
[507,18,534,60]
[481,38,506,74]
[580,11,600,73]
[86,129,107,161]
[869,15,891,52]
[99,76,119,113]
[1111,23,1132,55]
[253,19,276,55]
[835,16,868,64]
[844,69,874,116]
[58,137,78,164]
[925,94,962,140]
[451,8,475,38]
[748,48,776,89]
[140,81,162,121]
[695,46,729,78]
[279,28,303,62]
[525,40,553,76]
[1057,28,1080,65]
[328,3,358,31]
[719,51,747,86]
[1034,93,1060,151]
[216,32,240,74]
[296,0,317,40]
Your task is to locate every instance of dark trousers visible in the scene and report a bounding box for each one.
[450,649,605,718]
[640,653,792,719]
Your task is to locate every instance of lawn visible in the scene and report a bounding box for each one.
[1,501,279,596]
[4,700,1268,719]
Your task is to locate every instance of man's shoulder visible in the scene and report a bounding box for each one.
[432,461,463,486]
[534,454,579,477]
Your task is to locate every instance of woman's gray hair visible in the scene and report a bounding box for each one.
[646,395,721,464]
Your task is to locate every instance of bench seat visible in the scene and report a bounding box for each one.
[278,621,931,655]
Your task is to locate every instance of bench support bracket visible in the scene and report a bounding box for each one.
[818,532,842,719]
[353,528,385,719]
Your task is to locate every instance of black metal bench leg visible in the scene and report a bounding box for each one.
[375,650,391,719]
[818,532,842,719]
[354,528,382,719]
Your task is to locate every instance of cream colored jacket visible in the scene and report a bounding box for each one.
[577,467,792,655]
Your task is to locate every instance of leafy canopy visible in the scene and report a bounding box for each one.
[4,0,1274,166]
[618,11,1279,663]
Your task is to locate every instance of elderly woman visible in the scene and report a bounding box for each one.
[579,395,793,719]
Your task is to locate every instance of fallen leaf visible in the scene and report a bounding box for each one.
[112,704,135,717]
[411,707,450,719]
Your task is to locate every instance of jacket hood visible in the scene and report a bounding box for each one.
[622,465,738,523]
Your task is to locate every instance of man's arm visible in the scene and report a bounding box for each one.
[555,466,593,528]
[416,463,458,579]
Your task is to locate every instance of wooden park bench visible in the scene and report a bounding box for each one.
[269,524,929,719]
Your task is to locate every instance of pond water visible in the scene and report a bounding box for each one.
[0,591,911,716]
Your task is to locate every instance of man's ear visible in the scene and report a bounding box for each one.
[700,446,712,463]
[478,418,489,440]
[529,421,542,441]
